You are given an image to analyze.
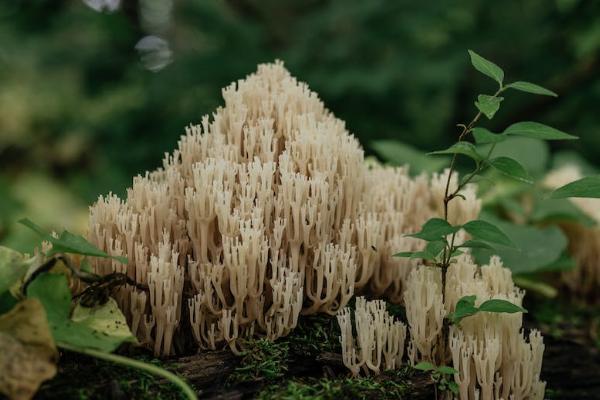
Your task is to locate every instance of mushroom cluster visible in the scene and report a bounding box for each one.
[404,255,546,399]
[88,61,479,356]
[337,297,407,376]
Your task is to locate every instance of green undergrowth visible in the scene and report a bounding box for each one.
[227,313,343,385]
[285,313,342,355]
[36,302,419,399]
[257,368,414,400]
[227,338,290,384]
[224,306,421,399]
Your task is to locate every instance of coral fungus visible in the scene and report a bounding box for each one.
[337,297,407,376]
[88,61,479,356]
[403,255,545,399]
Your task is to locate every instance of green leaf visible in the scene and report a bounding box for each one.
[18,219,48,238]
[503,122,577,141]
[424,241,446,257]
[449,295,526,325]
[488,157,533,184]
[26,273,135,353]
[531,198,596,227]
[436,366,458,375]
[478,137,549,178]
[19,218,127,264]
[462,220,515,247]
[475,95,503,119]
[472,127,506,145]
[550,176,600,199]
[407,218,460,241]
[51,231,128,264]
[80,258,93,273]
[429,142,482,162]
[71,298,136,346]
[506,81,557,97]
[471,216,568,274]
[394,240,446,261]
[0,247,35,294]
[478,299,526,314]
[537,251,576,273]
[458,240,494,250]
[467,50,504,86]
[371,140,447,173]
[27,273,71,321]
[448,295,478,324]
[414,361,436,372]
[448,381,460,394]
[450,249,464,257]
[0,291,18,314]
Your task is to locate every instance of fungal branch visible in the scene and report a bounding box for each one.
[395,49,577,341]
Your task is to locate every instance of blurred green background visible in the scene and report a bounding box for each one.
[1,0,599,251]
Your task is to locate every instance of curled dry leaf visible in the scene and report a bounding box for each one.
[0,298,58,400]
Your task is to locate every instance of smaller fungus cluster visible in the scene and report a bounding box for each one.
[404,255,545,400]
[337,297,407,376]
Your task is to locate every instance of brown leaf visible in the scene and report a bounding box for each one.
[0,298,58,400]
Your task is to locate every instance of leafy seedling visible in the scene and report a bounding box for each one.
[414,362,459,397]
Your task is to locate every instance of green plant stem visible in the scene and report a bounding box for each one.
[58,342,198,400]
[440,114,482,274]
[440,88,504,273]
[438,87,505,364]
[442,134,500,270]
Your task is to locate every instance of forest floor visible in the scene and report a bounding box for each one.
[33,298,600,400]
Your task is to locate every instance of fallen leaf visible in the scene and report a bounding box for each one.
[0,298,58,400]
[71,298,137,345]
[27,272,136,352]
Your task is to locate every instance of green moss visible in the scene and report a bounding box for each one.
[284,314,341,355]
[227,338,290,384]
[257,368,413,400]
[226,314,343,386]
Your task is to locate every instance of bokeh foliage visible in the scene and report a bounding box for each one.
[1,0,599,250]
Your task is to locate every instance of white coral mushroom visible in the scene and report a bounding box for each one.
[88,61,480,356]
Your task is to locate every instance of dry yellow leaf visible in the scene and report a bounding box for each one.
[0,298,58,400]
